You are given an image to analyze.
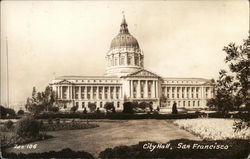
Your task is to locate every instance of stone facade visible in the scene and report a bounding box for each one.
[50,15,214,111]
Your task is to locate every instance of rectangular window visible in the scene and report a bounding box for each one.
[197,101,200,106]
[183,101,185,107]
[100,102,103,108]
[117,102,120,108]
[193,101,195,106]
[82,102,85,108]
[76,102,79,107]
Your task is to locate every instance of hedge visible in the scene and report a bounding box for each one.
[35,112,199,120]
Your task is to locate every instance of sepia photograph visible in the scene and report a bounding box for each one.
[0,0,249,158]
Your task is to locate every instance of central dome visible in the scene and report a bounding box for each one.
[110,16,140,49]
[105,14,144,77]
[110,33,139,49]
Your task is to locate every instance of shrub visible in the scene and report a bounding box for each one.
[4,120,14,129]
[55,118,60,124]
[2,148,94,159]
[17,110,24,115]
[15,116,40,138]
[48,118,53,124]
[0,105,16,118]
[49,107,59,113]
[123,102,134,114]
[104,102,114,112]
[70,106,78,113]
[172,103,178,114]
[96,108,100,113]
[88,103,96,112]
[83,108,87,114]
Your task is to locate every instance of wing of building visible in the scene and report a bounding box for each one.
[50,15,215,111]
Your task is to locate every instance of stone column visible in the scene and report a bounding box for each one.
[137,80,141,98]
[151,80,155,98]
[201,86,204,99]
[60,86,63,99]
[189,87,192,99]
[145,80,148,98]
[97,86,99,99]
[84,86,87,99]
[119,86,122,99]
[155,80,158,98]
[130,80,133,98]
[108,86,111,99]
[113,87,116,99]
[90,86,93,100]
[102,86,105,99]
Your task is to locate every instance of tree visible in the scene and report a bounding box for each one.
[223,36,249,107]
[172,102,178,114]
[123,102,134,114]
[207,70,235,113]
[88,103,96,113]
[70,106,78,113]
[25,86,57,114]
[15,116,40,138]
[0,105,16,118]
[207,36,250,130]
[104,102,115,113]
[17,110,25,115]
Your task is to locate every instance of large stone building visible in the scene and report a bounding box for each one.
[50,15,214,111]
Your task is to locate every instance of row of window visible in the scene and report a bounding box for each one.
[75,101,120,108]
[168,101,200,107]
[71,80,119,83]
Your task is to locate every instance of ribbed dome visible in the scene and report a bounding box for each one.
[110,33,139,49]
[110,15,140,49]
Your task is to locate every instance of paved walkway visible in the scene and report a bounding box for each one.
[6,120,200,157]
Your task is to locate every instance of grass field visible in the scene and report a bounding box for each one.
[5,119,199,158]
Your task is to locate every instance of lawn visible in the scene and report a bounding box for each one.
[4,119,199,158]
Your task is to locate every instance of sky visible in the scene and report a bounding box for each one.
[0,0,249,109]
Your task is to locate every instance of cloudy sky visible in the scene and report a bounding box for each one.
[1,0,249,108]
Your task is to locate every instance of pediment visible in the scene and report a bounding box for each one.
[124,69,161,78]
[57,79,72,84]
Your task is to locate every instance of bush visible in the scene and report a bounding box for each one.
[104,102,114,112]
[70,106,78,113]
[15,116,40,138]
[49,107,59,113]
[55,118,60,124]
[123,102,134,114]
[172,103,178,114]
[0,105,16,118]
[83,108,87,114]
[48,118,53,124]
[17,110,24,115]
[88,103,96,112]
[4,120,14,129]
